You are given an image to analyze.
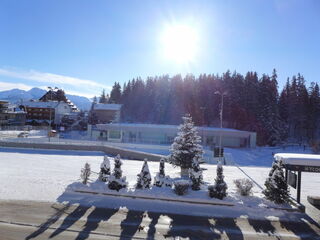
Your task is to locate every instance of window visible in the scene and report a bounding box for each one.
[109,130,121,139]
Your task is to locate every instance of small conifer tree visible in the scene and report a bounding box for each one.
[136,159,152,189]
[80,162,91,185]
[154,158,166,187]
[168,114,203,177]
[99,156,111,182]
[189,157,203,190]
[208,163,227,199]
[263,160,289,204]
[108,154,127,191]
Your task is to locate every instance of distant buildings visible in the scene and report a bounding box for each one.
[87,123,256,148]
[21,88,79,125]
[0,100,26,126]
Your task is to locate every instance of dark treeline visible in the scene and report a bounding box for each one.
[105,69,320,146]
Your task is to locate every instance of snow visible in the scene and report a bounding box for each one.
[0,147,319,219]
[275,153,320,166]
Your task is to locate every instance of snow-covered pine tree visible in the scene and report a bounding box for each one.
[99,156,111,182]
[108,154,127,191]
[263,159,289,204]
[80,162,91,185]
[208,163,227,199]
[189,157,203,190]
[154,158,166,187]
[136,159,152,189]
[168,114,203,177]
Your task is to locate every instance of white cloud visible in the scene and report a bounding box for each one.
[0,67,109,90]
[0,81,34,91]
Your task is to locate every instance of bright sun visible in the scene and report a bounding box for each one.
[161,24,199,64]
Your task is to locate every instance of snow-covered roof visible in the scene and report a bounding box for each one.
[22,101,60,108]
[93,103,122,111]
[275,153,320,167]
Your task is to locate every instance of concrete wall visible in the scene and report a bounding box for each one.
[0,140,164,161]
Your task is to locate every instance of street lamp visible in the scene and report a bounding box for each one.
[47,87,58,142]
[214,91,227,164]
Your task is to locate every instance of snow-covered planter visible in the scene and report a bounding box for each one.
[80,162,91,185]
[234,178,253,196]
[108,154,127,191]
[174,180,190,195]
[136,159,151,189]
[168,114,204,178]
[99,156,111,182]
[208,164,227,200]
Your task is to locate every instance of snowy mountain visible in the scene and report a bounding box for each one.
[0,87,92,111]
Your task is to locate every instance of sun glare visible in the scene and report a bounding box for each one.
[161,23,199,64]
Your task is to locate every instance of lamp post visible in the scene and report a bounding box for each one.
[214,91,227,164]
[47,87,58,142]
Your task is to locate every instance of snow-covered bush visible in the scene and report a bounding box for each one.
[80,162,91,185]
[168,114,203,177]
[234,178,253,196]
[263,159,289,204]
[174,180,189,195]
[208,163,227,200]
[136,159,152,189]
[189,158,203,190]
[108,154,127,191]
[99,155,111,182]
[154,158,166,187]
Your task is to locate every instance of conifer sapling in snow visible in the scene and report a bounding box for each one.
[108,154,127,191]
[136,159,152,189]
[80,162,91,185]
[168,114,203,177]
[99,155,111,182]
[154,158,171,187]
[208,163,227,199]
[263,159,289,204]
[189,157,203,190]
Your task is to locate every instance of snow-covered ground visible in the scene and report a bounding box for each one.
[1,147,319,220]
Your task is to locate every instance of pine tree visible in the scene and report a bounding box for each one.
[189,157,203,190]
[136,159,152,189]
[108,154,127,191]
[168,114,203,177]
[99,89,108,104]
[109,82,122,103]
[80,162,91,185]
[99,156,111,182]
[154,158,166,187]
[263,160,290,204]
[208,163,227,199]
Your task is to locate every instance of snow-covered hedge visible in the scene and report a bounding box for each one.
[234,178,253,196]
[174,180,190,195]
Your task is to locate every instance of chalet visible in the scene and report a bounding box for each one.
[91,103,122,124]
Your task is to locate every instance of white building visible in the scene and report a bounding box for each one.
[88,123,256,148]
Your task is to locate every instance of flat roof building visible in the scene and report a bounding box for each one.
[88,123,256,148]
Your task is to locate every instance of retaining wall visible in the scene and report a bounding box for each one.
[0,140,164,161]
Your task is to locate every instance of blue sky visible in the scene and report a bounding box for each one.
[0,0,319,98]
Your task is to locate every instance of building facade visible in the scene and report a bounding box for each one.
[91,103,122,124]
[88,123,256,148]
[22,101,74,125]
